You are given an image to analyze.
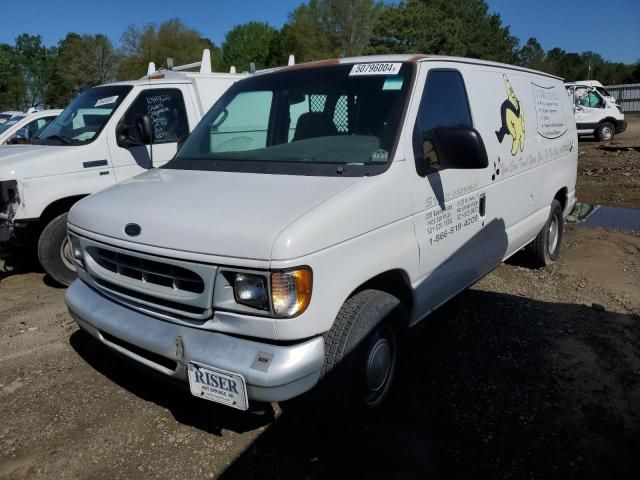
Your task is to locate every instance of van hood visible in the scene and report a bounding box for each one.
[0,145,72,179]
[68,168,360,261]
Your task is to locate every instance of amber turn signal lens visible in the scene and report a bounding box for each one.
[271,267,312,318]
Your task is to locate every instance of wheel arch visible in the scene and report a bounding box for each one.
[40,194,89,226]
[348,269,414,322]
[553,187,568,213]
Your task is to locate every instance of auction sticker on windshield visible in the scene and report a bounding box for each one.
[187,362,249,410]
[350,63,402,76]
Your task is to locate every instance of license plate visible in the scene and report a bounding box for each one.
[187,362,249,411]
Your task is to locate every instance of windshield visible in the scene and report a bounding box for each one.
[169,62,414,176]
[0,116,24,134]
[0,114,13,124]
[38,85,132,146]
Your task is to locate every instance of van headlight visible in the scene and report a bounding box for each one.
[68,234,84,264]
[214,266,312,317]
[271,267,312,318]
[233,273,269,310]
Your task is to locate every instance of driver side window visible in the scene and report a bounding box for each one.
[121,89,189,144]
[415,70,472,169]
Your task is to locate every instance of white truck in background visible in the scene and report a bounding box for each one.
[566,82,626,141]
[0,50,246,285]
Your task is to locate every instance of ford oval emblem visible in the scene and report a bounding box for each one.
[124,223,142,237]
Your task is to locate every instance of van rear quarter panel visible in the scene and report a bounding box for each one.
[463,65,577,257]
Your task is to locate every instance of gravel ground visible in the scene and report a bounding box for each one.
[1,118,639,480]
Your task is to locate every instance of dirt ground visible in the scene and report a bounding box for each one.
[577,114,640,209]
[1,118,639,480]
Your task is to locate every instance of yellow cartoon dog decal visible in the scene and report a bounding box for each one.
[495,74,525,155]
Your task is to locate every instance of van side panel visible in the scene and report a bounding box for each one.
[464,66,577,260]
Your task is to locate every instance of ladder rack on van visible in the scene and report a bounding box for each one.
[145,50,297,78]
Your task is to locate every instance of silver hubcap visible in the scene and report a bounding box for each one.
[61,237,76,272]
[601,126,613,140]
[364,327,396,407]
[548,215,559,255]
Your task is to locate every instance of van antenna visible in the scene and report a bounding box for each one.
[288,54,295,66]
[230,65,236,74]
[250,62,256,74]
[147,62,156,76]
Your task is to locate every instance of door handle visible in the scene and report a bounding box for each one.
[479,194,486,217]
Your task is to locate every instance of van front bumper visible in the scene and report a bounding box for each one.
[65,280,325,403]
[615,119,627,134]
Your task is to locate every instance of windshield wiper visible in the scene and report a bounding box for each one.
[45,134,73,145]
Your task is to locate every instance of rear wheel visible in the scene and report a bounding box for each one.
[595,122,615,141]
[38,213,76,286]
[529,199,563,267]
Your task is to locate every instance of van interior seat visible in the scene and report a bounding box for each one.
[293,112,337,141]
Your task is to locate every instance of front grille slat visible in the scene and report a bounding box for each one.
[88,247,205,294]
[83,244,213,321]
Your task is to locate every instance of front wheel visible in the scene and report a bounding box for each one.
[320,289,405,412]
[529,199,563,267]
[38,213,76,286]
[595,122,615,142]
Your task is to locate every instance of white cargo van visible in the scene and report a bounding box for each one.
[566,83,626,141]
[0,50,245,284]
[65,55,577,412]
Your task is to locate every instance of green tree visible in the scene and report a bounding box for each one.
[14,34,57,108]
[0,44,27,110]
[221,22,279,71]
[368,0,517,63]
[46,33,122,107]
[517,37,545,71]
[284,0,380,62]
[118,19,220,79]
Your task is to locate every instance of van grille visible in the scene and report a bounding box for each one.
[79,239,217,322]
[87,247,204,294]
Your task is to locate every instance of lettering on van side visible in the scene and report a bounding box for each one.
[425,193,480,246]
[531,83,567,139]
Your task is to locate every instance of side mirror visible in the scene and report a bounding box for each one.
[413,125,488,176]
[431,127,488,170]
[8,127,30,145]
[116,114,153,148]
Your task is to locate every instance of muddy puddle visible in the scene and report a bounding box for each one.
[572,203,640,232]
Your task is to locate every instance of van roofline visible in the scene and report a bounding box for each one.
[272,54,564,81]
[96,71,247,89]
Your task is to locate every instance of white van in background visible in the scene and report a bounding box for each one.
[65,55,577,412]
[0,109,62,145]
[566,83,626,141]
[566,80,617,105]
[0,50,246,285]
[0,111,24,124]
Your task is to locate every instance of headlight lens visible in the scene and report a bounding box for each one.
[271,267,312,318]
[234,273,269,310]
[68,234,84,262]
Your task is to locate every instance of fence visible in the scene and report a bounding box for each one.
[606,83,640,113]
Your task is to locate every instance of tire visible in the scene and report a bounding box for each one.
[529,199,563,267]
[318,289,406,413]
[595,122,615,142]
[38,213,76,286]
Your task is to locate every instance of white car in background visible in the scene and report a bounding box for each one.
[0,110,62,145]
[0,111,24,124]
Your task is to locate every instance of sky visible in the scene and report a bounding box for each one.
[0,0,638,64]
